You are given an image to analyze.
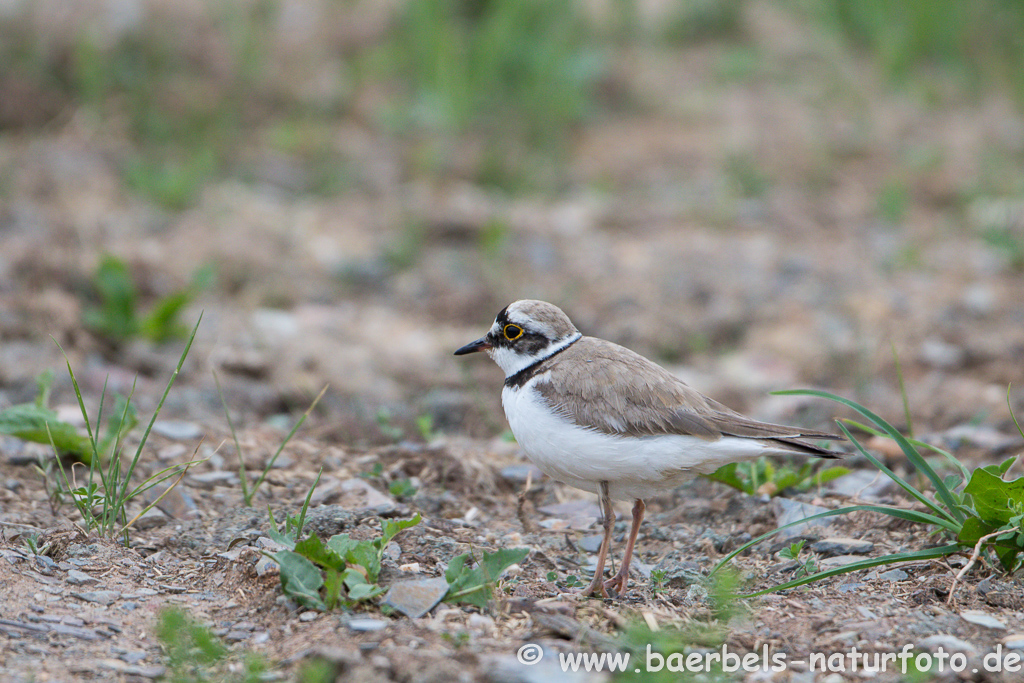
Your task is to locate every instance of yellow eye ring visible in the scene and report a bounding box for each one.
[503,324,524,341]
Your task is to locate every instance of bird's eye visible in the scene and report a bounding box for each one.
[503,324,524,341]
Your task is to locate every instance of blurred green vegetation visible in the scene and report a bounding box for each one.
[1,0,1023,207]
[818,0,1024,104]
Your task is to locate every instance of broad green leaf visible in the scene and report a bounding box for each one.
[324,568,343,609]
[964,468,1024,526]
[295,535,346,572]
[814,466,851,485]
[445,548,529,608]
[0,403,92,459]
[481,547,529,582]
[995,545,1021,573]
[957,516,996,546]
[982,455,1018,477]
[273,551,326,610]
[327,535,380,582]
[381,513,421,546]
[705,464,749,493]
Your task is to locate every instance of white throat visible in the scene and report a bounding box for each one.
[488,332,582,378]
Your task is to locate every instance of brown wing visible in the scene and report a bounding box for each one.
[534,337,841,455]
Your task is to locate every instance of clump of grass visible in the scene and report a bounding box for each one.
[51,316,205,545]
[713,388,1024,600]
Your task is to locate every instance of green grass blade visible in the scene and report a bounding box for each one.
[776,389,964,522]
[892,342,913,438]
[213,370,249,504]
[295,468,322,539]
[1009,384,1024,444]
[250,385,327,497]
[738,544,962,597]
[836,422,955,523]
[711,503,960,578]
[840,418,970,481]
[116,313,203,510]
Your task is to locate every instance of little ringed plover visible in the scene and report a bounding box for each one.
[455,299,841,598]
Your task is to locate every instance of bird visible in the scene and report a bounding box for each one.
[454,299,842,598]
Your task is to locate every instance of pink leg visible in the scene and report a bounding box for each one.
[580,482,613,598]
[604,499,644,595]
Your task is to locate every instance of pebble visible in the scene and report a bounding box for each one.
[771,498,835,540]
[299,611,318,622]
[187,471,239,489]
[382,577,450,619]
[818,555,865,570]
[499,464,545,485]
[151,420,203,440]
[919,635,977,654]
[346,618,388,632]
[133,508,168,530]
[578,535,603,553]
[65,569,99,586]
[875,568,908,582]
[827,469,897,501]
[72,590,121,606]
[337,478,396,513]
[1004,634,1024,650]
[960,610,1006,630]
[811,537,874,556]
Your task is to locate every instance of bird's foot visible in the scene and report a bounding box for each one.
[603,573,628,596]
[577,576,610,599]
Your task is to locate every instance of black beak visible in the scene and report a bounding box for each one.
[454,337,492,355]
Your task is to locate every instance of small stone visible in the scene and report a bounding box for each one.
[255,556,279,577]
[772,498,834,540]
[1004,634,1024,650]
[875,568,908,582]
[337,478,396,513]
[4,479,22,493]
[65,569,99,586]
[468,614,495,635]
[299,611,318,622]
[156,444,189,461]
[811,537,874,556]
[499,464,545,485]
[151,420,203,441]
[345,618,388,632]
[818,555,864,570]
[73,590,121,606]
[187,471,239,489]
[383,541,402,562]
[920,635,977,654]
[578,535,604,553]
[382,577,450,619]
[224,631,250,642]
[960,610,1006,630]
[827,469,898,501]
[133,508,168,530]
[143,482,199,520]
[920,338,965,369]
[837,582,863,593]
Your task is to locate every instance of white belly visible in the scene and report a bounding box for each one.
[502,379,773,501]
